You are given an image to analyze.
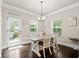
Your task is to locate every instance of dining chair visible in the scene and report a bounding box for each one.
[38,34,52,58]
[53,33,59,55]
[30,36,41,57]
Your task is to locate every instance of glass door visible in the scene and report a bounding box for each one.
[6,14,21,47]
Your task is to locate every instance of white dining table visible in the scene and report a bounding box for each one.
[30,34,53,57]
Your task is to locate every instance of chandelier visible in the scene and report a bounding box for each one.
[38,0,45,21]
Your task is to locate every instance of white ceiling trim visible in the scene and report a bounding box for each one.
[46,2,79,16]
[2,1,79,16]
[2,3,39,16]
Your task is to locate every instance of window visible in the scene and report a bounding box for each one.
[30,22,37,32]
[7,15,20,41]
[52,18,62,36]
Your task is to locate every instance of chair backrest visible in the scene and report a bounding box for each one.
[43,34,51,48]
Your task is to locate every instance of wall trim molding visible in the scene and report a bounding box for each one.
[2,3,39,16]
[46,2,79,16]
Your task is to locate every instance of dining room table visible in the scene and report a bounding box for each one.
[30,34,54,57]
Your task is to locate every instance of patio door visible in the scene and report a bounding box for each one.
[6,14,22,47]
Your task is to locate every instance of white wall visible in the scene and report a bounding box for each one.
[2,1,79,49]
[0,0,2,57]
[45,5,79,45]
[2,6,40,49]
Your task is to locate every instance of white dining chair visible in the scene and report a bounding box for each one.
[53,33,59,55]
[38,34,52,58]
[30,34,41,57]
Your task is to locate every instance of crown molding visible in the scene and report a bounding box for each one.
[46,1,79,16]
[2,1,79,16]
[2,3,39,16]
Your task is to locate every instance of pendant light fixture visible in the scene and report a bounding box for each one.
[38,0,45,21]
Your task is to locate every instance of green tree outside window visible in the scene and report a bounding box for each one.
[53,19,62,36]
[30,24,37,32]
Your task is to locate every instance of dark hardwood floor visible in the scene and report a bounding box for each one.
[2,44,78,58]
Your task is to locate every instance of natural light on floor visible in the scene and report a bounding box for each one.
[8,45,23,50]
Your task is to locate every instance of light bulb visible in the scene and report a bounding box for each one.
[42,16,45,20]
[41,16,45,21]
[37,17,40,20]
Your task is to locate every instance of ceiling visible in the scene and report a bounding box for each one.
[3,0,79,15]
